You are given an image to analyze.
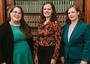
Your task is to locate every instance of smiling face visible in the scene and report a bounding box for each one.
[10,7,22,23]
[43,4,53,18]
[68,7,79,22]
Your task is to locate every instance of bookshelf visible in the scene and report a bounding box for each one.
[14,0,76,39]
[15,0,75,26]
[1,0,90,25]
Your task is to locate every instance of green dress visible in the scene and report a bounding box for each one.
[11,25,33,64]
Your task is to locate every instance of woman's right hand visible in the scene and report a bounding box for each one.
[61,56,64,64]
[1,62,7,64]
[34,55,38,64]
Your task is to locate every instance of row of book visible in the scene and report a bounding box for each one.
[15,0,75,36]
[24,15,40,27]
[24,15,66,27]
[15,0,75,13]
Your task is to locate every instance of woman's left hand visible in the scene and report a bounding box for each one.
[50,58,56,64]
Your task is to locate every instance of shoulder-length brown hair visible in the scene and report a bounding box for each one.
[65,5,84,22]
[40,2,57,23]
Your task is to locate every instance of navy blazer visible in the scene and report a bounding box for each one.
[0,22,34,64]
[61,20,90,62]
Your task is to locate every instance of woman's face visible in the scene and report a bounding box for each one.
[43,4,53,18]
[10,7,22,22]
[68,7,79,22]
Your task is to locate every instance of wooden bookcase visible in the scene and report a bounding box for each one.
[0,0,90,24]
[0,0,90,28]
[14,0,76,37]
[0,0,90,40]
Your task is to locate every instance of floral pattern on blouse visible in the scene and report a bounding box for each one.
[34,21,61,60]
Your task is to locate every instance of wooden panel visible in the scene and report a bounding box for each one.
[0,0,14,24]
[74,0,83,14]
[74,0,85,21]
[6,0,14,21]
[85,0,90,24]
[7,0,14,9]
[0,0,5,24]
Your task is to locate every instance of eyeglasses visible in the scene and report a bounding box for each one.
[12,11,22,14]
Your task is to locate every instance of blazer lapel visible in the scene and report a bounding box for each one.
[63,23,70,45]
[69,21,81,44]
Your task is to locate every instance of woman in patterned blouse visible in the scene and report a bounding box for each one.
[34,2,62,64]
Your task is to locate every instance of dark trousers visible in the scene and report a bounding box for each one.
[38,46,55,64]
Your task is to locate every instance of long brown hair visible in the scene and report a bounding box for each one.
[40,2,57,23]
[8,6,32,38]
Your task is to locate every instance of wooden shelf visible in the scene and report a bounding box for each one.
[1,0,90,25]
[24,12,66,15]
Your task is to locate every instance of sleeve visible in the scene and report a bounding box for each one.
[34,25,40,57]
[34,39,38,57]
[60,29,65,57]
[0,26,6,63]
[0,28,2,62]
[82,24,90,61]
[52,22,62,60]
[34,23,45,57]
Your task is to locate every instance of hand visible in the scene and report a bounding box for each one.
[61,56,64,64]
[1,62,7,64]
[34,55,38,64]
[50,58,56,64]
[80,60,87,64]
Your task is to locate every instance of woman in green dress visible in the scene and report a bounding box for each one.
[0,6,34,64]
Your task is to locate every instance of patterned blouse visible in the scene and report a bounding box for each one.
[34,21,61,60]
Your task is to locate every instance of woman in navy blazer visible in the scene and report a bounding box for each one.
[60,5,90,64]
